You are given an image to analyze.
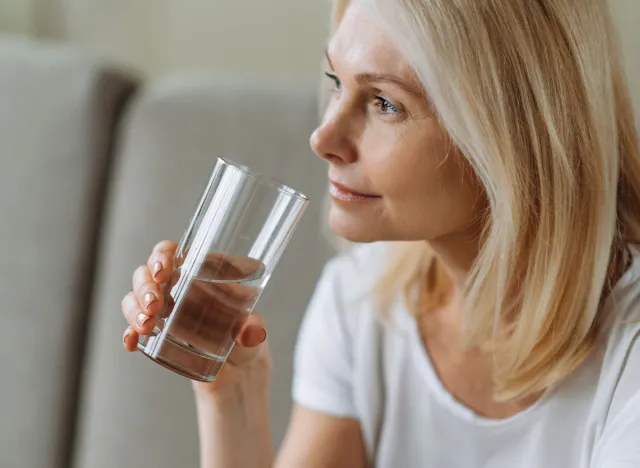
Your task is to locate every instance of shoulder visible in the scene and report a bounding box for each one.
[299,241,392,335]
[324,241,391,280]
[296,241,395,361]
[591,389,640,467]
[318,241,392,305]
[595,248,640,435]
[601,245,640,358]
[601,247,640,364]
[291,242,392,417]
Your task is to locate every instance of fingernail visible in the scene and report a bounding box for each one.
[123,329,134,346]
[153,261,163,278]
[257,327,267,344]
[137,313,150,328]
[144,292,157,310]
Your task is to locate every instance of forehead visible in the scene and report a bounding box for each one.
[327,2,416,80]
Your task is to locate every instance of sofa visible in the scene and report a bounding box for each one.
[0,36,334,468]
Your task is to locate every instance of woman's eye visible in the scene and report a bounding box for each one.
[374,97,400,115]
[324,72,341,92]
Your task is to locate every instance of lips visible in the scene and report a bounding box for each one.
[329,181,381,202]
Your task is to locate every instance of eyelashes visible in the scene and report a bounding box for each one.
[324,71,404,118]
[374,97,400,114]
[325,71,341,92]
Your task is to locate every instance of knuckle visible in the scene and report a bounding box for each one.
[143,281,159,294]
[121,292,134,311]
[154,240,176,254]
[132,265,147,283]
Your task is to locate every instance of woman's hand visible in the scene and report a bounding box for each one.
[120,240,272,400]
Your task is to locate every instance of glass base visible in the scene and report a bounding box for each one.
[138,334,225,382]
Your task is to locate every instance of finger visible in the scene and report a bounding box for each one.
[132,265,163,316]
[238,313,266,344]
[201,253,264,282]
[226,255,264,278]
[121,291,157,334]
[148,240,178,284]
[210,280,259,302]
[123,327,139,352]
[181,280,257,318]
[238,324,267,348]
[168,267,181,290]
[228,314,267,366]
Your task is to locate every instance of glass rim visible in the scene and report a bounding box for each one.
[217,157,309,202]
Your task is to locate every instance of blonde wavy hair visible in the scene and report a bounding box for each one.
[328,0,640,402]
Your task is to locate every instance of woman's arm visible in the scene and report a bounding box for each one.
[195,397,366,468]
[273,255,367,467]
[276,405,367,468]
[193,251,369,468]
[194,386,274,468]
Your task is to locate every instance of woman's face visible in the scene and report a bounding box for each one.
[311,2,485,243]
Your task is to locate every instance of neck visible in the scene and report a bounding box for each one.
[415,220,483,331]
[428,220,483,290]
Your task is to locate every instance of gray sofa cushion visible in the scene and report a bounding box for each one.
[73,73,333,468]
[0,36,137,468]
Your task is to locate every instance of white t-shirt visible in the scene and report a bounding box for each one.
[292,243,640,468]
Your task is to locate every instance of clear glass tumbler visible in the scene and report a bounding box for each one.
[138,158,309,381]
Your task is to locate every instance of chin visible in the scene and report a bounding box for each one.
[328,209,388,243]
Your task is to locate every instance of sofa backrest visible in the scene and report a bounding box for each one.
[0,36,137,468]
[72,73,333,468]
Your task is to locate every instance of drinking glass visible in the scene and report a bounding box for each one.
[138,157,309,381]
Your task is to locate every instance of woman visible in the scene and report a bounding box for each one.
[120,0,640,466]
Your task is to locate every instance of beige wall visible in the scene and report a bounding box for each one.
[0,0,331,80]
[0,0,34,34]
[60,0,332,80]
[0,0,638,95]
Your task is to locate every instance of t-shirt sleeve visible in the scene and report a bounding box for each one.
[291,257,358,418]
[592,390,640,468]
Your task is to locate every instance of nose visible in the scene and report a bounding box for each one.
[310,100,358,165]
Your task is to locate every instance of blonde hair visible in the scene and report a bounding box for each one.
[329,0,640,401]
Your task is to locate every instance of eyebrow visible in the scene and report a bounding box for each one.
[325,49,425,98]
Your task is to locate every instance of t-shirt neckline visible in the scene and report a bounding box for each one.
[407,319,557,427]
[404,243,640,428]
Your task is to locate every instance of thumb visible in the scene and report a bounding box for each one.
[227,314,267,366]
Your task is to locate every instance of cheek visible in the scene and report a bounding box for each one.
[367,134,483,238]
[366,126,448,199]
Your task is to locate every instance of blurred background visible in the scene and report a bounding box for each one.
[1,1,639,468]
[0,0,331,79]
